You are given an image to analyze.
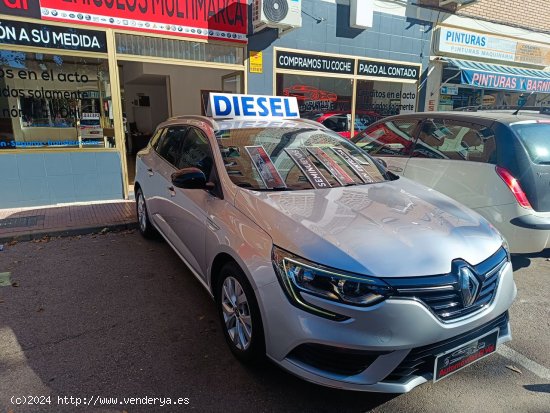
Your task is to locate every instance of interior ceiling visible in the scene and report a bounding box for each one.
[125,74,167,86]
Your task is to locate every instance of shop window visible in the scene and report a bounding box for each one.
[116,33,244,65]
[0,51,114,150]
[414,119,496,163]
[354,80,417,136]
[276,73,354,139]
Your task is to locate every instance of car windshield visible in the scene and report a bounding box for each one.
[215,126,387,190]
[512,122,550,165]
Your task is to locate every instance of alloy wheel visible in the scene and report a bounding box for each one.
[221,276,253,350]
[137,192,147,232]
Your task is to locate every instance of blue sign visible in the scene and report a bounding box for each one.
[207,93,300,119]
[462,70,550,93]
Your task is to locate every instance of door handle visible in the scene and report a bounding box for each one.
[387,165,404,173]
[147,168,154,176]
[168,186,176,197]
[207,217,220,232]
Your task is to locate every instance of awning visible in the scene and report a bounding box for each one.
[440,58,550,93]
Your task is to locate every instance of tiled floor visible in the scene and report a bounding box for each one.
[0,201,136,241]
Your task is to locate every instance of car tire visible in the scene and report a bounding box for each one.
[136,187,157,239]
[216,262,265,363]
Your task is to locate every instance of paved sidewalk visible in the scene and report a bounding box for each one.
[0,201,137,243]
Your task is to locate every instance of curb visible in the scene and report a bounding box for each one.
[0,222,138,244]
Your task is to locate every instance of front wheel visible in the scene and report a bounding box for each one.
[136,187,157,239]
[216,263,265,363]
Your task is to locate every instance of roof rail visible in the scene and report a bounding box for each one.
[167,115,218,128]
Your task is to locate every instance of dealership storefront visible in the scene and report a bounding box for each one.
[247,0,431,139]
[0,0,246,208]
[272,48,420,138]
[426,26,550,111]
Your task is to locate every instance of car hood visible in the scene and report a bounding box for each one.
[234,178,503,278]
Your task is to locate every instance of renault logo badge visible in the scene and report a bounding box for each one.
[458,266,480,308]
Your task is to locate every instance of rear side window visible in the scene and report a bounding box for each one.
[353,119,419,157]
[511,123,550,165]
[414,119,497,163]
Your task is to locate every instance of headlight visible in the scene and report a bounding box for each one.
[272,246,394,320]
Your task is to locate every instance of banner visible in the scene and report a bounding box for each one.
[358,59,420,81]
[461,69,550,93]
[0,18,107,52]
[437,27,550,66]
[276,50,355,75]
[39,0,248,43]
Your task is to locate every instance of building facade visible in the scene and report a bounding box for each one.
[0,0,247,208]
[424,1,550,112]
[248,0,432,139]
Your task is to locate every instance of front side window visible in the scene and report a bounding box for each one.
[414,119,496,162]
[353,119,419,157]
[177,127,214,179]
[216,126,387,191]
[155,126,187,166]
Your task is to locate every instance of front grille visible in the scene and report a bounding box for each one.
[287,343,389,376]
[385,311,509,382]
[385,248,508,322]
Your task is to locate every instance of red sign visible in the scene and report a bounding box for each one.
[39,0,248,43]
[0,0,41,18]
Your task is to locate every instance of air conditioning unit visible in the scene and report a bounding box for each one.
[253,0,302,34]
[439,0,479,6]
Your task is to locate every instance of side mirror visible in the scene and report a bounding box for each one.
[171,167,208,189]
[375,157,388,168]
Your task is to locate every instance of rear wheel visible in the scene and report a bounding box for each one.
[216,262,265,363]
[136,187,157,239]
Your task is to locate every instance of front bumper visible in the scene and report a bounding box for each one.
[256,261,516,393]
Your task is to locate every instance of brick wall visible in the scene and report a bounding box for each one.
[457,0,550,33]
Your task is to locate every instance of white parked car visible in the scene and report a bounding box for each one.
[134,94,515,392]
[354,111,550,254]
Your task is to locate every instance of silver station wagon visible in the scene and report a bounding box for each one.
[134,94,516,392]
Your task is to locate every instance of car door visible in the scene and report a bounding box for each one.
[145,125,189,248]
[159,126,217,279]
[137,127,168,217]
[353,118,420,174]
[403,118,499,209]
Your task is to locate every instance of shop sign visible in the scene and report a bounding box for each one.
[0,19,107,52]
[0,0,41,18]
[462,69,550,93]
[207,93,300,119]
[358,59,420,81]
[39,0,247,43]
[249,51,263,74]
[515,42,550,66]
[441,85,458,95]
[436,27,550,66]
[276,50,355,75]
[437,27,516,62]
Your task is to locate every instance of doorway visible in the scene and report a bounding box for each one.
[118,61,243,192]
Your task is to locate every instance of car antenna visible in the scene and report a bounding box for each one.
[513,91,535,115]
